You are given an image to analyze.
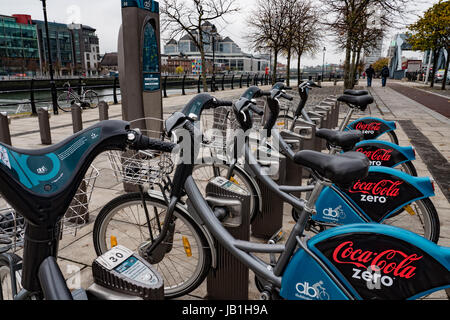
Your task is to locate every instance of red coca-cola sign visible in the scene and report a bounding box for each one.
[355,148,393,162]
[332,241,423,279]
[355,122,382,131]
[349,179,403,197]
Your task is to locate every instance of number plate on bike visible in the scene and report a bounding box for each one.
[95,245,134,270]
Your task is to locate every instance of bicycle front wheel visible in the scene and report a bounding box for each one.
[83,90,99,109]
[93,192,212,299]
[57,91,79,112]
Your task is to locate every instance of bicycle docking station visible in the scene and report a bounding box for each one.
[279,129,303,194]
[291,119,317,178]
[88,245,164,300]
[203,176,252,299]
[249,144,287,240]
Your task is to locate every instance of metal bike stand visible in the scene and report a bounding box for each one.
[279,130,303,195]
[204,177,252,300]
[250,147,287,240]
[292,119,316,178]
[307,111,324,151]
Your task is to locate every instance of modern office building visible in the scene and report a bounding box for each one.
[68,23,100,76]
[0,14,40,76]
[34,20,74,76]
[387,33,424,79]
[163,22,269,74]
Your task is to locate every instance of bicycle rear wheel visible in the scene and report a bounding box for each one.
[83,90,99,109]
[93,192,212,299]
[57,91,79,112]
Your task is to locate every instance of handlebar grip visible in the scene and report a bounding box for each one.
[216,100,233,107]
[284,86,293,90]
[261,91,271,97]
[249,104,264,116]
[131,134,176,153]
[281,93,294,101]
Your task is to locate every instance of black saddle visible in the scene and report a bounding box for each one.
[316,129,363,151]
[294,150,369,185]
[337,95,374,111]
[344,90,369,96]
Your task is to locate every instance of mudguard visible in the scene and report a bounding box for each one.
[352,140,415,170]
[346,117,396,141]
[301,224,450,299]
[314,167,434,224]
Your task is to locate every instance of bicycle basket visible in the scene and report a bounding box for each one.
[0,200,25,253]
[61,164,100,236]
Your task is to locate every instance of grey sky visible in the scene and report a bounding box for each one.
[0,0,440,66]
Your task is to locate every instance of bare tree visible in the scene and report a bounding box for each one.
[321,0,411,89]
[161,0,240,91]
[290,1,322,84]
[246,0,293,84]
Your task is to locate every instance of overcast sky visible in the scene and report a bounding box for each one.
[0,0,440,66]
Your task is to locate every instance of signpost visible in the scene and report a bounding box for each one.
[118,0,162,133]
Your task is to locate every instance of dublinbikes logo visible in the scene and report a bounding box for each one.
[322,205,345,221]
[295,281,330,300]
[169,127,282,177]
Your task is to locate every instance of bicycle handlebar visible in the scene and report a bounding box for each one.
[127,130,176,153]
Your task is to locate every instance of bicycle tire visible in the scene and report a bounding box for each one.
[192,161,260,222]
[386,130,399,145]
[0,253,22,300]
[57,91,79,112]
[93,192,212,299]
[382,197,440,243]
[399,160,418,177]
[83,90,99,109]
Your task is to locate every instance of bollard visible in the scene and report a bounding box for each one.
[98,101,109,121]
[37,107,52,145]
[202,177,251,300]
[71,103,83,133]
[0,112,12,146]
[250,147,287,240]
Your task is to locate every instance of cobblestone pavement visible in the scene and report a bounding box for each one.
[2,80,449,300]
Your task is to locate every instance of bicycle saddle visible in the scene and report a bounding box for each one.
[343,89,369,96]
[294,150,369,185]
[315,129,363,151]
[337,95,374,111]
[0,120,130,227]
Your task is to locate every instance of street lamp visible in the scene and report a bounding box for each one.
[41,0,58,115]
[322,47,326,81]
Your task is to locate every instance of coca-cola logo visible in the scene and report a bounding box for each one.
[355,122,382,131]
[355,148,393,162]
[349,179,403,197]
[332,241,423,279]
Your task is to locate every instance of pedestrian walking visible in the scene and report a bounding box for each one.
[381,65,390,87]
[365,65,375,87]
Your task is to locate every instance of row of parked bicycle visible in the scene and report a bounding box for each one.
[0,80,448,300]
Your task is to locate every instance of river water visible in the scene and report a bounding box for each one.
[0,87,198,114]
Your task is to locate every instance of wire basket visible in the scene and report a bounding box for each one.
[107,149,174,186]
[61,164,100,236]
[0,201,25,253]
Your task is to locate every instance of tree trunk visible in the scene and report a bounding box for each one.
[272,49,279,85]
[430,48,440,89]
[343,38,353,89]
[351,48,362,88]
[442,47,449,90]
[286,48,291,87]
[297,52,302,85]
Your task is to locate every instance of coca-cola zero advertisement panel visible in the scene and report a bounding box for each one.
[348,119,393,140]
[315,233,450,299]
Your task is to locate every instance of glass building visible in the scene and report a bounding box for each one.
[0,14,40,76]
[34,20,74,76]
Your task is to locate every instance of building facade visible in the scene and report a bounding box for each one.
[68,24,100,76]
[163,22,269,74]
[0,14,40,76]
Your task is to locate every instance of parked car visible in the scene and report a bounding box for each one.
[435,69,450,83]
